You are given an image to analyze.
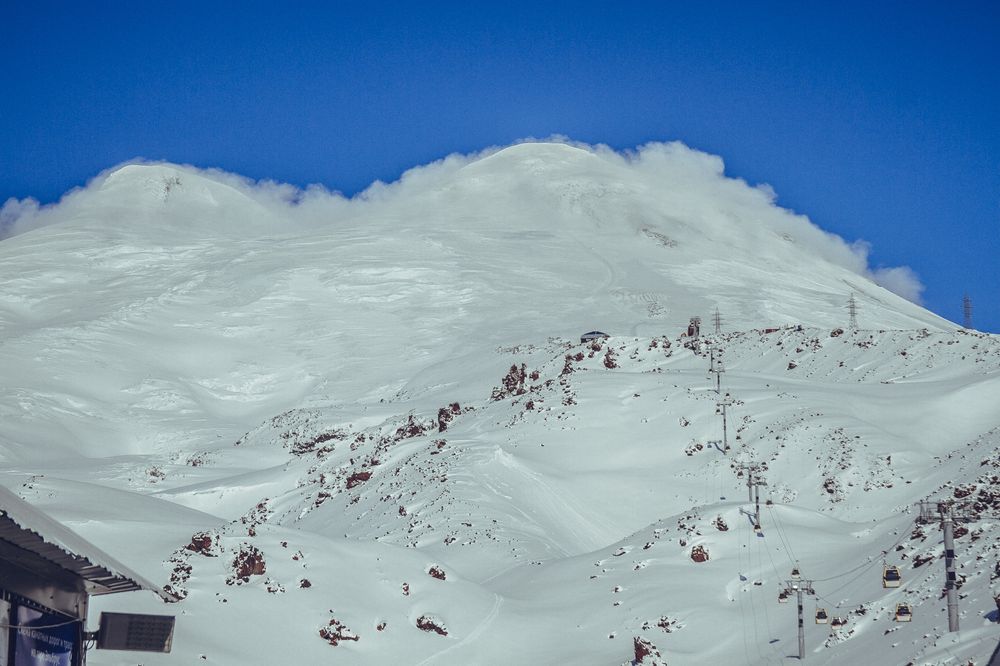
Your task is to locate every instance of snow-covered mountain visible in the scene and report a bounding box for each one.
[1,141,997,665]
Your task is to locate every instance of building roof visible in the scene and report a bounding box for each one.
[0,485,174,601]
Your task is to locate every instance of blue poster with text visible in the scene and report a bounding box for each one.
[13,605,76,666]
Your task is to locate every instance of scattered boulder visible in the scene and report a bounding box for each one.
[346,471,372,489]
[319,618,358,646]
[416,615,448,636]
[185,531,219,557]
[690,545,709,563]
[630,636,668,665]
[228,544,266,584]
[492,364,528,400]
[437,403,461,432]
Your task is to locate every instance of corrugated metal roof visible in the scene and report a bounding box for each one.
[0,485,175,601]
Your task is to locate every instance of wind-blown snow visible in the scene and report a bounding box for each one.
[1,141,996,665]
[3,141,924,301]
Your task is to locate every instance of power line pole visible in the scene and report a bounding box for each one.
[916,500,974,632]
[781,578,816,660]
[847,293,859,331]
[713,307,723,335]
[962,294,973,329]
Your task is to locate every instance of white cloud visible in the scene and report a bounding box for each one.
[869,265,924,304]
[0,196,42,239]
[0,141,925,304]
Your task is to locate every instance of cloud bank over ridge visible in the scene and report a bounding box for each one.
[0,139,923,304]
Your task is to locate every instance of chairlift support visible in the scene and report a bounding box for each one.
[781,578,816,660]
[882,565,902,588]
[916,499,975,632]
[715,393,734,452]
[894,603,912,622]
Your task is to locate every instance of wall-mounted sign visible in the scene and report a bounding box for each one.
[1,599,10,663]
[12,605,78,666]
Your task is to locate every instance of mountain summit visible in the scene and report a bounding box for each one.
[2,141,995,666]
[0,142,948,457]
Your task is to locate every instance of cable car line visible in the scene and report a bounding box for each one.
[764,504,798,567]
[753,531,781,665]
[811,530,909,583]
[698,349,935,657]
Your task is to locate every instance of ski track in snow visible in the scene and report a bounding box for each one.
[414,593,504,666]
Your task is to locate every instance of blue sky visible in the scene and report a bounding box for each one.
[2,1,998,331]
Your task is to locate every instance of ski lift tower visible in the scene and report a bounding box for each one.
[781,577,816,660]
[736,463,767,530]
[715,393,735,452]
[708,348,725,394]
[916,500,975,632]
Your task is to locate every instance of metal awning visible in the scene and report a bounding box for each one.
[0,485,174,601]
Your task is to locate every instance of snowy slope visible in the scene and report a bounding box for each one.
[1,141,997,665]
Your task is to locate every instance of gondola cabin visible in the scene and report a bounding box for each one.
[894,603,912,622]
[882,566,902,588]
[790,567,801,580]
[815,608,829,624]
[777,591,789,604]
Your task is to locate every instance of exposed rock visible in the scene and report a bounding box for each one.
[690,545,709,563]
[415,615,448,636]
[346,471,372,489]
[186,531,219,557]
[631,636,667,665]
[437,402,461,432]
[228,544,266,584]
[492,364,528,400]
[319,618,359,646]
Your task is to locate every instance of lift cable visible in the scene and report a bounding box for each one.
[812,529,909,584]
[753,528,780,664]
[735,514,755,666]
[764,503,798,566]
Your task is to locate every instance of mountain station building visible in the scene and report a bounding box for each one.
[0,485,174,665]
